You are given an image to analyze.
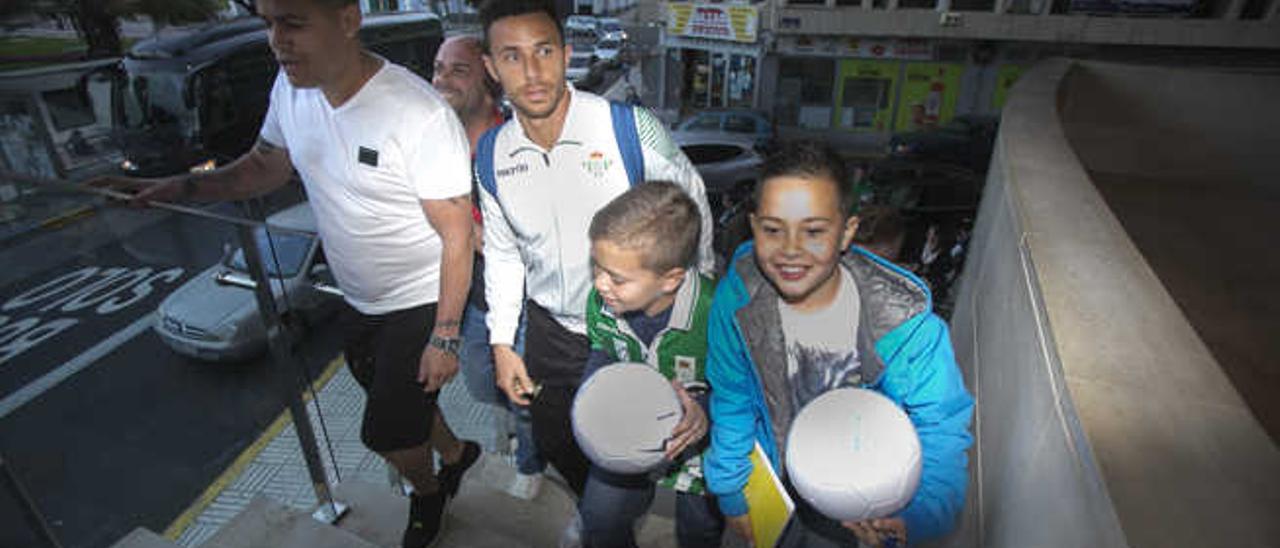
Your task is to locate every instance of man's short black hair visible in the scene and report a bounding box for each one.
[478,0,564,53]
[756,140,856,218]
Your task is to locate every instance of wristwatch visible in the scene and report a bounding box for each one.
[428,333,462,357]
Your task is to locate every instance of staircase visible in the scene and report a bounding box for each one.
[109,453,681,548]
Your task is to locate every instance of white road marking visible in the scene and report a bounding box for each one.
[0,312,155,419]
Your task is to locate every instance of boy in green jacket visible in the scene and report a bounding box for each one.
[579,181,724,547]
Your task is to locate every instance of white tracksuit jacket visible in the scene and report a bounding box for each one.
[479,86,714,346]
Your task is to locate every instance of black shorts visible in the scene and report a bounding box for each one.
[524,300,590,386]
[341,302,439,453]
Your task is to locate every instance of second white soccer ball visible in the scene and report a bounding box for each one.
[785,387,922,522]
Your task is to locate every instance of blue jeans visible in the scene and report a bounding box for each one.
[459,302,544,475]
[580,466,724,548]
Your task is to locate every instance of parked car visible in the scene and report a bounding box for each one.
[676,133,765,267]
[595,39,622,66]
[596,18,627,42]
[676,133,764,196]
[866,159,981,216]
[673,109,776,150]
[887,115,998,173]
[566,15,597,32]
[155,202,336,361]
[566,51,596,83]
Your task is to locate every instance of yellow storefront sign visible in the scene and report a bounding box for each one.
[667,3,758,43]
[896,63,964,132]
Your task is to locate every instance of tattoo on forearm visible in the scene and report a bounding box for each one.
[436,319,461,329]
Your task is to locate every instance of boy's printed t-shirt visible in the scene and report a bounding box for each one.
[584,272,714,494]
[778,266,862,412]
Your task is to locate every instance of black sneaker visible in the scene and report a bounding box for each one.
[402,489,445,548]
[438,440,481,498]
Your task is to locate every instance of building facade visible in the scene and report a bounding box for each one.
[658,0,1280,146]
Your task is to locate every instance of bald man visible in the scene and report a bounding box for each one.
[433,36,502,149]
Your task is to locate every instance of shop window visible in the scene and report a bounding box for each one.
[776,57,835,129]
[711,54,727,108]
[727,56,756,109]
[899,0,938,8]
[682,114,723,131]
[685,50,711,110]
[952,0,996,9]
[840,78,889,129]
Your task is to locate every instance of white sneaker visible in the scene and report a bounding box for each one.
[558,511,582,548]
[507,471,543,501]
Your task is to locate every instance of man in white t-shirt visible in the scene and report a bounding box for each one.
[90,1,475,545]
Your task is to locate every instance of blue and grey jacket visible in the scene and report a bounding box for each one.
[704,242,974,542]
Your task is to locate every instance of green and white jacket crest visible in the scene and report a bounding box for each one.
[584,270,716,494]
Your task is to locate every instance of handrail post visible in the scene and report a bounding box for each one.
[234,223,348,523]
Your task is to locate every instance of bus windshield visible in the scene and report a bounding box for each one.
[120,70,191,134]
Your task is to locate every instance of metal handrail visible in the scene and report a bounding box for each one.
[0,169,349,527]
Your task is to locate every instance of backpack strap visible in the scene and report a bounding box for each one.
[475,124,502,199]
[609,101,645,187]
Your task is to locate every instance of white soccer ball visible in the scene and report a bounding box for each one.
[572,362,684,474]
[785,387,922,522]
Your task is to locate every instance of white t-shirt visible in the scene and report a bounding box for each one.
[779,266,862,411]
[260,61,471,315]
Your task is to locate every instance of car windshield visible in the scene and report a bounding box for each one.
[570,56,592,68]
[603,23,622,32]
[117,69,191,133]
[680,115,721,132]
[225,227,314,278]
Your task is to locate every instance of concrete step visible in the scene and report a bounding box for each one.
[108,528,181,548]
[326,453,682,548]
[327,453,578,547]
[198,495,378,548]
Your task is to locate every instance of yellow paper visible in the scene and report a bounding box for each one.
[744,441,795,547]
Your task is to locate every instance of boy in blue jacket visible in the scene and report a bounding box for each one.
[704,141,973,547]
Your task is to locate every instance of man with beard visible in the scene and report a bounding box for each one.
[432,35,548,501]
[474,0,715,510]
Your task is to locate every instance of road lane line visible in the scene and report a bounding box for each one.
[0,312,155,419]
[164,355,345,541]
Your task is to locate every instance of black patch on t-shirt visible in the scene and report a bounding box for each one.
[358,146,378,167]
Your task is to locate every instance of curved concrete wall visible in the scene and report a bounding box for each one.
[947,58,1280,548]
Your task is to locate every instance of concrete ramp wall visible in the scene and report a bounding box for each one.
[948,58,1280,548]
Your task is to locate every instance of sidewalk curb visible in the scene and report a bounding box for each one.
[0,201,98,248]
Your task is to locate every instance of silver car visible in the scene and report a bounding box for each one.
[675,133,764,195]
[567,51,595,83]
[155,202,335,362]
